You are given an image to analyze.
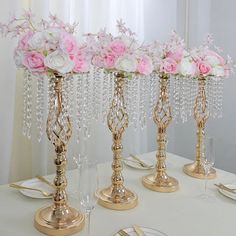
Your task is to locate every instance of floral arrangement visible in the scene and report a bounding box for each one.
[0,10,91,76]
[86,19,154,77]
[146,31,196,78]
[190,35,232,79]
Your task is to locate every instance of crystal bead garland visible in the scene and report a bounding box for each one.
[216,77,224,118]
[92,67,102,121]
[101,71,109,123]
[75,74,84,143]
[139,75,147,129]
[148,73,158,119]
[131,76,139,129]
[22,70,33,139]
[36,74,45,142]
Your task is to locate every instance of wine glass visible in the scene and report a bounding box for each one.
[201,137,215,199]
[78,157,98,236]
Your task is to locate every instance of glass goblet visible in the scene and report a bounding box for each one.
[78,158,98,236]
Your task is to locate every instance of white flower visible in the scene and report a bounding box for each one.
[205,55,220,66]
[212,65,224,77]
[180,57,196,76]
[44,50,74,74]
[14,49,24,67]
[43,28,60,51]
[28,32,45,50]
[115,55,137,72]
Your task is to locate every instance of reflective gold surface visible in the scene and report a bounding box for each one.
[183,78,216,179]
[142,75,178,192]
[97,72,138,210]
[34,74,84,235]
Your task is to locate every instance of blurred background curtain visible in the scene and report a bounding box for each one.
[1,0,235,185]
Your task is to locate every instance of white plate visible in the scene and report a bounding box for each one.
[19,178,53,199]
[123,156,155,170]
[218,183,236,200]
[115,227,167,236]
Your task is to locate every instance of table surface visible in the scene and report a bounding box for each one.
[1,151,236,236]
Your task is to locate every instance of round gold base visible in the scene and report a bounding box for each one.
[96,186,138,210]
[34,206,85,236]
[142,174,179,192]
[183,162,216,179]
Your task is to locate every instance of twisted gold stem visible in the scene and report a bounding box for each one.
[96,72,138,210]
[34,74,84,236]
[142,74,178,192]
[183,78,216,179]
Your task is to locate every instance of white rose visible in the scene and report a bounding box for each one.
[115,55,137,72]
[212,65,224,77]
[205,55,220,66]
[28,32,45,50]
[180,57,196,76]
[14,49,24,67]
[44,50,74,74]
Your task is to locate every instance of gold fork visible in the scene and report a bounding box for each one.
[215,184,236,194]
[129,154,153,168]
[36,175,55,189]
[118,229,130,236]
[9,183,53,197]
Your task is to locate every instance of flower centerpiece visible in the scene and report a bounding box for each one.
[0,10,89,235]
[142,32,193,192]
[86,19,154,210]
[183,35,232,179]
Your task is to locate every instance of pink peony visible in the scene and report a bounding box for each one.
[197,60,212,76]
[137,56,153,75]
[160,57,178,74]
[23,51,45,73]
[167,48,183,62]
[71,52,90,73]
[110,40,127,56]
[18,31,34,50]
[60,32,78,55]
[103,53,117,68]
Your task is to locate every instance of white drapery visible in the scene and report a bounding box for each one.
[0,0,180,184]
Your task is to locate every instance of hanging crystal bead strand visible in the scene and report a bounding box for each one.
[132,76,139,130]
[75,74,84,143]
[139,75,147,129]
[92,67,102,121]
[36,74,45,142]
[148,73,158,119]
[216,77,224,118]
[102,71,109,124]
[23,70,33,139]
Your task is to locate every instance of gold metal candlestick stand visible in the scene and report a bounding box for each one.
[142,75,179,192]
[34,74,84,236]
[183,78,216,179]
[96,72,138,210]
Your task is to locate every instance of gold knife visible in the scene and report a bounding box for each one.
[133,225,145,236]
[215,184,236,194]
[118,229,130,236]
[36,175,55,188]
[129,154,152,168]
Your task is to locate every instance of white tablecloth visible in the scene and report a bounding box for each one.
[0,151,236,236]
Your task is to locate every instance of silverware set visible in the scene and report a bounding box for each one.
[118,225,145,236]
[215,183,236,194]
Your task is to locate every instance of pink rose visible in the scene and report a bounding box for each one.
[167,48,183,62]
[23,51,45,73]
[110,40,127,56]
[207,50,225,65]
[197,60,212,76]
[60,32,78,55]
[137,56,153,75]
[18,31,34,50]
[160,57,178,74]
[103,53,117,68]
[71,52,90,73]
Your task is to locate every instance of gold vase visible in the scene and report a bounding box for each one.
[142,74,179,192]
[34,74,85,236]
[96,72,138,210]
[183,78,216,179]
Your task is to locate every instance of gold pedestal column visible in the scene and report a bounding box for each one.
[34,74,85,236]
[96,72,138,210]
[142,74,179,192]
[183,78,216,179]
